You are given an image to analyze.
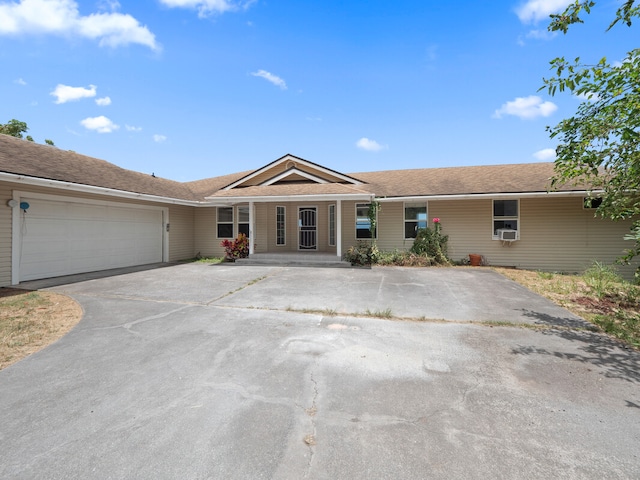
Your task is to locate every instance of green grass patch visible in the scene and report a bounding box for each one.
[179,256,224,264]
[364,308,393,319]
[495,262,640,350]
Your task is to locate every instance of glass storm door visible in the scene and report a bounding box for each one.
[298,207,317,250]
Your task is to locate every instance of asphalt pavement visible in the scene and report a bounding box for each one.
[1,264,638,479]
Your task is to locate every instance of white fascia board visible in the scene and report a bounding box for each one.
[223,155,363,190]
[260,168,329,186]
[0,172,200,206]
[203,193,374,204]
[376,190,601,202]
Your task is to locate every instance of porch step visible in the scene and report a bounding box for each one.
[234,253,352,268]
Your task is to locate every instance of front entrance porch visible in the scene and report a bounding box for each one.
[235,252,351,268]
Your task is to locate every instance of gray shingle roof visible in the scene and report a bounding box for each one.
[1,134,585,201]
[0,135,199,200]
[350,162,575,197]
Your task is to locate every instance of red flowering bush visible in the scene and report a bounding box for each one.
[221,233,249,260]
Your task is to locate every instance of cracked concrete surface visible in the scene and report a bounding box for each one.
[2,263,639,479]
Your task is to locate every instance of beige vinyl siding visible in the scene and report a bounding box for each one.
[376,202,408,251]
[341,201,407,253]
[431,197,637,280]
[367,196,637,281]
[167,205,195,261]
[517,197,636,277]
[0,183,13,286]
[340,201,357,254]
[254,203,268,253]
[194,203,284,257]
[194,207,220,257]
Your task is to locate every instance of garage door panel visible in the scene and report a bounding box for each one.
[18,198,164,282]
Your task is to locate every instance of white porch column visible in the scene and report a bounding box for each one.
[249,201,255,255]
[336,200,342,258]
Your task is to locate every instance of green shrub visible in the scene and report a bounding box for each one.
[344,241,380,266]
[220,233,249,260]
[377,250,435,267]
[409,223,450,265]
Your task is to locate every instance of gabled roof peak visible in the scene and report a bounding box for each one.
[221,153,364,190]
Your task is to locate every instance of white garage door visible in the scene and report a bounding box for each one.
[18,197,164,282]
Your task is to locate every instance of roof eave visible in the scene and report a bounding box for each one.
[376,190,601,202]
[203,192,375,204]
[0,172,202,206]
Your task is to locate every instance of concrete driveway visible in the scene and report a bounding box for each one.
[1,264,639,479]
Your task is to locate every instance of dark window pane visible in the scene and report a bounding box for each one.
[356,228,372,239]
[238,223,249,237]
[218,224,233,238]
[494,200,518,217]
[218,207,233,222]
[405,222,418,238]
[238,206,249,223]
[405,206,426,221]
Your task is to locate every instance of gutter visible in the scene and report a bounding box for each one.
[0,172,202,206]
[375,190,602,202]
[1,171,600,206]
[203,193,375,204]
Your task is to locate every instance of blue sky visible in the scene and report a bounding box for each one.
[0,0,635,181]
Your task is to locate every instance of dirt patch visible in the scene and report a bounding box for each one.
[0,288,83,370]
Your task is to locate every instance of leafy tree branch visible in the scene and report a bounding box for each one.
[542,1,640,280]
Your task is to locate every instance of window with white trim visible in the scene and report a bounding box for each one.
[493,199,518,238]
[276,206,286,246]
[356,203,376,239]
[328,204,336,246]
[238,206,250,237]
[217,207,233,238]
[404,203,427,239]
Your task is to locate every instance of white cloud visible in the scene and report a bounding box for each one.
[159,0,255,18]
[51,84,97,104]
[493,95,557,119]
[80,115,119,133]
[95,96,111,106]
[525,29,556,40]
[356,137,387,152]
[125,124,142,132]
[14,77,27,85]
[0,0,158,50]
[251,69,287,90]
[575,91,600,102]
[533,148,557,160]
[98,0,121,11]
[516,0,573,23]
[153,134,167,143]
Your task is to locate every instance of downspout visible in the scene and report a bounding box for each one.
[249,201,255,255]
[336,200,342,258]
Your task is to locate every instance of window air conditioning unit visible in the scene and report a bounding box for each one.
[497,229,518,241]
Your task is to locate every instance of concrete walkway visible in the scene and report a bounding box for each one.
[1,264,639,479]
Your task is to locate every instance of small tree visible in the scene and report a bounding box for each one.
[0,119,55,146]
[0,119,29,138]
[542,1,640,281]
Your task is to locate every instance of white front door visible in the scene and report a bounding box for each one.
[298,207,317,250]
